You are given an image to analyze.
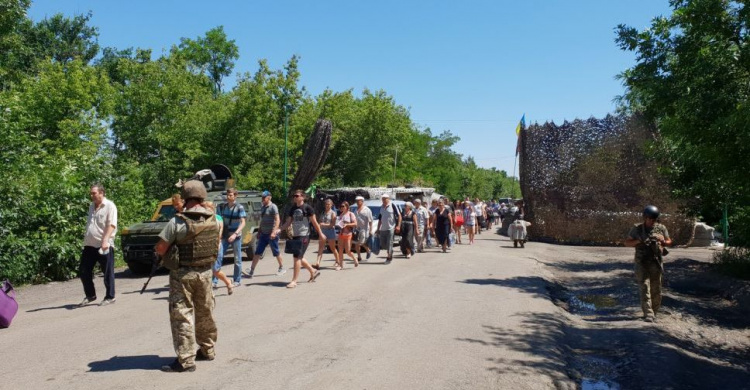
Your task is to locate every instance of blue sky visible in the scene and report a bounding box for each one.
[29,0,672,177]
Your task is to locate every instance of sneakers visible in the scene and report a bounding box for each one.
[243,268,254,278]
[276,267,287,276]
[232,281,241,287]
[195,349,215,361]
[79,297,96,307]
[161,359,196,373]
[100,298,116,306]
[384,258,392,264]
[366,251,372,260]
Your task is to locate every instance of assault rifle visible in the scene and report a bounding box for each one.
[140,252,162,294]
[643,234,668,271]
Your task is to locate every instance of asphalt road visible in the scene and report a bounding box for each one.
[1,232,573,390]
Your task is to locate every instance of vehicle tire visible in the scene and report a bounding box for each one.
[127,261,152,275]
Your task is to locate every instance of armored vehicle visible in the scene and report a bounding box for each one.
[120,165,263,275]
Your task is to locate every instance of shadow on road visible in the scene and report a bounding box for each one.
[88,355,174,372]
[27,303,80,312]
[457,311,750,389]
[122,286,169,295]
[250,281,289,288]
[459,277,551,299]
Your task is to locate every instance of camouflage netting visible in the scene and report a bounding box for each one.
[519,114,694,246]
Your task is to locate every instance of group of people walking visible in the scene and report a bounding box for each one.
[76,181,519,373]
[77,181,670,374]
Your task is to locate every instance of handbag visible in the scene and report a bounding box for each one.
[284,238,303,254]
[0,280,19,328]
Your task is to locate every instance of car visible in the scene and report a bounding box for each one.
[350,199,406,247]
[120,189,263,275]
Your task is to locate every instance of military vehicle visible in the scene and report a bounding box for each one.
[120,165,263,275]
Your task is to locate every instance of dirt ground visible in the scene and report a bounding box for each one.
[527,243,750,389]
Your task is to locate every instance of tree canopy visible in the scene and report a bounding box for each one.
[0,4,518,284]
[616,0,750,246]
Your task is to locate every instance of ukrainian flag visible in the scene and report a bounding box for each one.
[515,114,526,136]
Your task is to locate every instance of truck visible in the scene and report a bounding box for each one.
[119,165,262,275]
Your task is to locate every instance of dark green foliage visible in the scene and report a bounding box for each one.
[713,247,750,280]
[616,0,750,247]
[0,11,518,285]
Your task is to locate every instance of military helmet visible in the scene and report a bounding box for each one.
[643,205,660,219]
[182,180,208,201]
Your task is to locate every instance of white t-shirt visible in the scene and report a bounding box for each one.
[84,198,118,247]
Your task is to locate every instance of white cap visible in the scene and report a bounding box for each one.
[381,193,390,199]
[355,195,365,201]
[413,198,422,203]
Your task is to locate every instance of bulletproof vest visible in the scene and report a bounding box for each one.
[175,210,220,268]
[635,223,666,262]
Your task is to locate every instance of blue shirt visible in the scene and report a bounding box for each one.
[217,202,246,231]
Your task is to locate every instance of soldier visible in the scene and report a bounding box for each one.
[155,180,221,372]
[625,205,672,322]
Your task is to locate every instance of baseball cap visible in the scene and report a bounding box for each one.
[414,198,422,203]
[355,196,365,201]
[381,193,390,199]
[261,190,271,198]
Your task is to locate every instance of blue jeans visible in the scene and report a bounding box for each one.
[214,235,243,284]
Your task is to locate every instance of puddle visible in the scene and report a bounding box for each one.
[581,379,621,390]
[574,355,621,390]
[568,294,618,313]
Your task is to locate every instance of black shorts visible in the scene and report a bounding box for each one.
[291,236,310,258]
[477,216,485,226]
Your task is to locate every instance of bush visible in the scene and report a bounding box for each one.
[713,248,750,280]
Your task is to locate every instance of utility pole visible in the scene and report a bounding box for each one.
[283,105,289,197]
[393,146,398,184]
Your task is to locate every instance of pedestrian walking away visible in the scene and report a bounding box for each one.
[315,199,340,270]
[624,205,672,323]
[154,180,220,373]
[245,191,287,279]
[354,196,373,262]
[277,190,323,288]
[78,184,118,307]
[216,188,246,287]
[376,193,401,263]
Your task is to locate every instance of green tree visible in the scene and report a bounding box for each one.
[174,26,239,95]
[30,12,99,64]
[0,60,114,283]
[616,0,750,245]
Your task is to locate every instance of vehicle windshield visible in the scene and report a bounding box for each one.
[154,205,177,222]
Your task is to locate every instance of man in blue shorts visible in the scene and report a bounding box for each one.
[244,191,286,278]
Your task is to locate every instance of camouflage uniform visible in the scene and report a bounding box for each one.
[628,222,670,318]
[159,206,220,368]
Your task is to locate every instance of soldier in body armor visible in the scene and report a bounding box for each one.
[625,205,672,323]
[155,180,221,372]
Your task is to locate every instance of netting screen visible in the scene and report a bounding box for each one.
[519,115,693,245]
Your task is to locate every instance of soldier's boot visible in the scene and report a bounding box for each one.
[196,349,215,361]
[161,359,196,373]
